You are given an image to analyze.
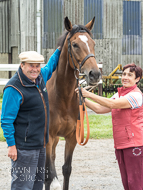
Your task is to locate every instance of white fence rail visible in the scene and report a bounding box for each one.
[0,64,45,86]
[0,64,102,86]
[0,64,20,71]
[0,64,20,85]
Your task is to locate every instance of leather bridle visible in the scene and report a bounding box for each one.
[67,36,95,73]
[67,30,95,146]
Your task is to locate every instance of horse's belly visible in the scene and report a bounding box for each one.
[57,121,76,137]
[49,116,76,138]
[49,106,79,138]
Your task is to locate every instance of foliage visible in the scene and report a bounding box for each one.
[0,93,3,99]
[102,92,114,98]
[0,98,2,110]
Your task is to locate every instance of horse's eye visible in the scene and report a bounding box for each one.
[72,43,79,48]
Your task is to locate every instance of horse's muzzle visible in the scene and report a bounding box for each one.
[88,70,101,85]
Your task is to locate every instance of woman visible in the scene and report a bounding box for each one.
[75,63,143,190]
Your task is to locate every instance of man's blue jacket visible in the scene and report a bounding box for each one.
[1,49,60,148]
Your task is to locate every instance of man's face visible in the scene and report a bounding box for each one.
[21,63,41,82]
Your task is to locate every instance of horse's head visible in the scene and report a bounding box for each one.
[64,17,101,85]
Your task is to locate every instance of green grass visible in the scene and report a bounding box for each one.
[84,114,112,139]
[85,92,114,138]
[0,98,5,141]
[60,115,112,140]
[0,98,2,110]
[0,125,5,141]
[0,114,112,142]
[0,115,112,142]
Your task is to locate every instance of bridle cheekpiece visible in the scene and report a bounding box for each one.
[67,25,95,81]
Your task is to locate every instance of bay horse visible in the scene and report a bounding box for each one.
[45,17,101,190]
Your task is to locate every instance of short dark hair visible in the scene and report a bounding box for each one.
[123,63,142,84]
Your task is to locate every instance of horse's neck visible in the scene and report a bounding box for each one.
[55,49,77,97]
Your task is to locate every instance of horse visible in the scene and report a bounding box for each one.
[45,17,101,190]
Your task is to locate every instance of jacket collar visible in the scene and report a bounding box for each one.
[117,84,137,97]
[18,66,42,87]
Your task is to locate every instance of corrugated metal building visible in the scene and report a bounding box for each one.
[0,0,143,76]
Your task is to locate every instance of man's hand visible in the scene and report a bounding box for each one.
[57,46,61,51]
[8,145,17,161]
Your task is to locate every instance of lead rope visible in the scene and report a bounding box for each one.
[76,85,90,146]
[73,66,90,146]
[67,37,92,146]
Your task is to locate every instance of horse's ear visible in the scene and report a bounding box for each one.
[85,17,95,31]
[64,17,72,32]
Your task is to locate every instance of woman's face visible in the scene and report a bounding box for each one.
[121,68,140,88]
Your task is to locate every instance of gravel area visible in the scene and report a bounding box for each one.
[0,139,124,190]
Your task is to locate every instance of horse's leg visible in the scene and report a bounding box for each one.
[51,136,62,190]
[62,131,77,190]
[45,136,60,190]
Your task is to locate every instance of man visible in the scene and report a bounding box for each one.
[1,48,61,190]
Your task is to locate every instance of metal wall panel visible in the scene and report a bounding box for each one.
[123,2,141,35]
[122,55,142,68]
[95,39,112,75]
[10,0,19,48]
[122,1,142,55]
[64,0,84,26]
[0,0,9,53]
[1,0,143,76]
[20,0,37,52]
[43,0,63,49]
[84,0,103,39]
[43,0,84,49]
[127,0,141,1]
[95,38,122,75]
[0,0,37,53]
[121,0,142,71]
[141,0,143,69]
[122,35,142,55]
[0,3,3,53]
[94,0,123,75]
[103,0,123,39]
[95,0,142,75]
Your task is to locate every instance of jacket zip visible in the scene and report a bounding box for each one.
[25,126,28,142]
[37,87,48,148]
[25,122,30,142]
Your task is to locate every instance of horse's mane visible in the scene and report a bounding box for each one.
[56,31,69,50]
[70,25,92,38]
[56,25,92,51]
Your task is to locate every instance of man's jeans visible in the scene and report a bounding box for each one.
[11,148,46,190]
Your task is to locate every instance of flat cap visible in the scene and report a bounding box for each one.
[19,51,45,63]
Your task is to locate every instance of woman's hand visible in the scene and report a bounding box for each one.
[75,87,90,98]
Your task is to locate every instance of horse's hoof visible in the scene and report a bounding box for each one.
[52,177,62,190]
